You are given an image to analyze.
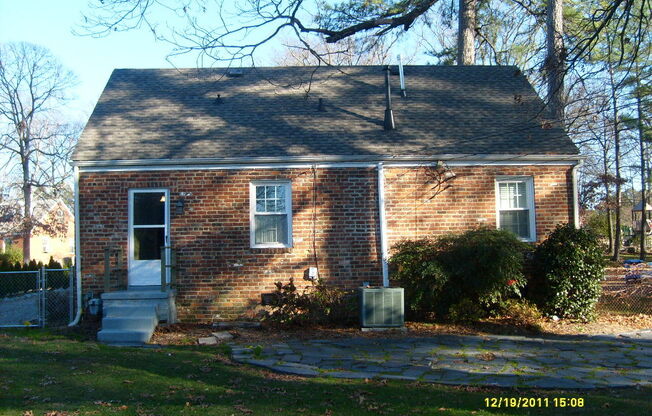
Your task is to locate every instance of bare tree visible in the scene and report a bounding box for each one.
[0,42,79,263]
[273,35,395,66]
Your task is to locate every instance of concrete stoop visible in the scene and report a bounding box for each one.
[97,289,176,346]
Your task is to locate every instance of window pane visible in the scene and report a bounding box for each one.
[256,186,265,199]
[254,215,287,245]
[276,197,285,212]
[133,192,165,225]
[517,182,527,208]
[265,200,276,212]
[276,186,285,200]
[499,182,527,209]
[500,210,530,239]
[256,200,265,212]
[265,186,276,199]
[134,228,165,260]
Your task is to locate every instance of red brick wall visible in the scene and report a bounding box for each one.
[384,165,574,246]
[78,164,573,321]
[79,168,382,321]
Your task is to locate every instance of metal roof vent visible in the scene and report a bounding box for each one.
[383,66,396,130]
[398,54,407,98]
[318,98,326,112]
[226,68,244,77]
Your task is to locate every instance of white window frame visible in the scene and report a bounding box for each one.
[41,236,50,253]
[495,176,536,242]
[249,181,293,248]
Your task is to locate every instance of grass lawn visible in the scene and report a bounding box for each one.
[1,329,651,415]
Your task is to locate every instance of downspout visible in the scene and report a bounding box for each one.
[377,162,389,287]
[68,165,82,326]
[572,160,583,228]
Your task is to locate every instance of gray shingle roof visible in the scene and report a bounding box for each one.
[73,65,578,162]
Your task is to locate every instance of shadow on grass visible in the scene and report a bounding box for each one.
[1,330,651,415]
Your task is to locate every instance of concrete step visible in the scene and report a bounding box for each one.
[101,290,177,323]
[103,305,158,318]
[97,329,154,344]
[102,290,173,300]
[102,316,157,331]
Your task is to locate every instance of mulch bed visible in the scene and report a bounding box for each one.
[150,312,652,346]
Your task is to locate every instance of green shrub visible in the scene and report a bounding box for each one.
[447,298,484,322]
[263,278,357,327]
[0,244,23,265]
[529,223,605,321]
[497,299,542,331]
[389,228,529,322]
[389,239,448,320]
[436,228,529,320]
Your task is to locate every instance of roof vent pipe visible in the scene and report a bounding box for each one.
[398,55,407,98]
[318,97,326,111]
[383,66,396,130]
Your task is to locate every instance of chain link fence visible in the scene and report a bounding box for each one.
[598,264,652,315]
[0,268,77,327]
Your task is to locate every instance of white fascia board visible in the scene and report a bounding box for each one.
[76,154,584,172]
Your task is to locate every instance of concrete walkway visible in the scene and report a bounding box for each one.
[230,331,652,389]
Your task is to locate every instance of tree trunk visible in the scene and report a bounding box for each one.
[635,72,647,259]
[457,0,476,65]
[546,0,565,122]
[22,164,31,264]
[603,144,614,253]
[609,65,622,262]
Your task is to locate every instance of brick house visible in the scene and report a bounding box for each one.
[73,65,581,324]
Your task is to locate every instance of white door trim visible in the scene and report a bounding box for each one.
[128,188,170,287]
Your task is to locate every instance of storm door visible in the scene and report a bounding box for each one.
[128,189,169,286]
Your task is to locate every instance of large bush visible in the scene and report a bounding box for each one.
[389,239,448,320]
[389,228,529,321]
[436,229,529,320]
[529,223,605,321]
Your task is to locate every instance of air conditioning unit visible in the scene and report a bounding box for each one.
[359,287,404,329]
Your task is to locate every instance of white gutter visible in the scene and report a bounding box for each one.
[572,160,583,228]
[377,163,389,287]
[74,153,586,168]
[68,165,82,326]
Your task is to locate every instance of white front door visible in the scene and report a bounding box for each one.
[128,189,169,286]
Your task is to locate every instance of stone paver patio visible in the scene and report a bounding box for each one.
[230,331,652,389]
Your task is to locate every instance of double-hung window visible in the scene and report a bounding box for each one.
[250,181,292,248]
[495,177,536,242]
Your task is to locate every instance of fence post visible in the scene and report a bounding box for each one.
[160,247,166,291]
[170,248,176,288]
[68,268,74,324]
[104,248,111,292]
[40,266,46,328]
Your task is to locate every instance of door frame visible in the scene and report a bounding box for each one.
[128,188,170,287]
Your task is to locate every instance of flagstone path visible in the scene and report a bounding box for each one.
[230,330,652,389]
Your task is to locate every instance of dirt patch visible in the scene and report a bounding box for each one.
[150,313,652,346]
[539,313,652,335]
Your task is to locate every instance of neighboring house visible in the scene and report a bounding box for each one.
[74,65,581,322]
[3,200,75,264]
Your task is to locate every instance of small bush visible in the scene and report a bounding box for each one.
[529,223,605,321]
[263,278,357,327]
[389,239,448,320]
[497,299,542,331]
[0,244,23,265]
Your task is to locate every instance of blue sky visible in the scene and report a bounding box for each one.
[0,1,419,122]
[0,0,202,121]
